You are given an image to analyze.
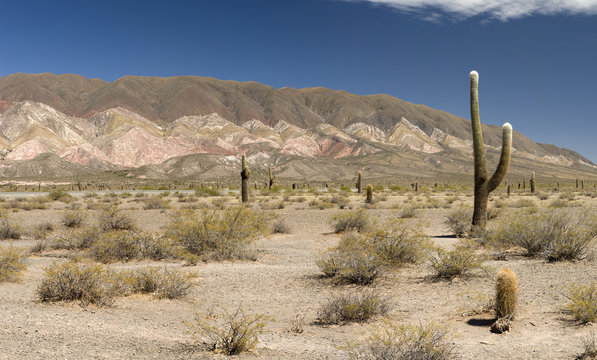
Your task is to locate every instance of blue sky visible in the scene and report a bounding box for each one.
[0,0,596,162]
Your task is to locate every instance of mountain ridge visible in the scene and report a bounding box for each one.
[0,73,595,181]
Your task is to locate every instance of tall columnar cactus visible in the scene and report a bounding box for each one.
[268,166,276,190]
[356,171,362,193]
[530,172,536,193]
[470,71,512,228]
[241,154,251,203]
[366,184,373,203]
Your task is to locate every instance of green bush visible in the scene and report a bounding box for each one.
[348,322,458,360]
[186,306,266,355]
[317,291,389,325]
[165,207,270,260]
[567,282,597,323]
[0,246,27,282]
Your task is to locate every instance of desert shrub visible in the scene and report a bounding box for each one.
[397,205,419,218]
[367,219,431,266]
[194,187,220,197]
[165,207,270,260]
[317,291,389,325]
[331,195,349,209]
[536,193,549,201]
[143,196,170,210]
[486,206,501,220]
[272,218,290,234]
[36,261,115,306]
[90,231,173,263]
[98,206,135,231]
[429,247,484,280]
[47,189,71,202]
[348,322,458,360]
[485,208,597,261]
[317,221,429,284]
[331,210,370,233]
[317,246,380,285]
[117,266,192,299]
[33,222,54,240]
[444,208,472,236]
[509,198,536,208]
[577,331,597,360]
[186,306,266,355]
[0,216,22,240]
[566,282,597,323]
[0,246,27,282]
[61,210,85,228]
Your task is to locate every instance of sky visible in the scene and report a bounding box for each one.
[0,0,596,162]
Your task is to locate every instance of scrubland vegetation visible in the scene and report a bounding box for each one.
[0,183,595,359]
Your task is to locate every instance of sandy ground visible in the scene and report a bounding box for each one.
[0,189,596,359]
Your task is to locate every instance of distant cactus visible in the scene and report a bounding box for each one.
[241,154,251,203]
[469,71,512,228]
[507,184,511,197]
[530,172,536,193]
[366,184,373,203]
[268,166,276,190]
[356,171,362,193]
[522,176,526,190]
[576,178,579,189]
[495,268,518,319]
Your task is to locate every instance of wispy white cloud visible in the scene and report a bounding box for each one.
[358,0,597,21]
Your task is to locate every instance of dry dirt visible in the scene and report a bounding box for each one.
[0,188,596,359]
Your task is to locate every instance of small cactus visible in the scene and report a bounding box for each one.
[507,184,511,197]
[356,171,362,193]
[495,268,518,319]
[241,154,251,203]
[530,172,536,193]
[365,184,373,203]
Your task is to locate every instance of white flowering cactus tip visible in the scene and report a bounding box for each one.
[470,70,479,79]
[502,122,512,131]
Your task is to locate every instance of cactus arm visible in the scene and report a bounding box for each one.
[470,71,488,183]
[488,123,512,192]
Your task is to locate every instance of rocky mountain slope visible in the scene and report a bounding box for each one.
[0,73,594,181]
